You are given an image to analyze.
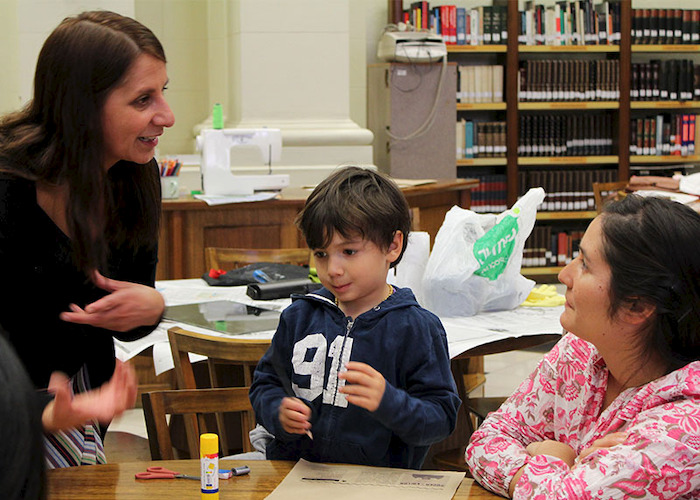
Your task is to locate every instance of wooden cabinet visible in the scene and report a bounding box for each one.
[157,179,478,280]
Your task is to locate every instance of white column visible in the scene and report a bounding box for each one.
[199,0,374,185]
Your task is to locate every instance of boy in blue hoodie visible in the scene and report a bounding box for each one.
[249,166,460,469]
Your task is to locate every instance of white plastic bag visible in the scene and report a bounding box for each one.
[387,231,430,305]
[422,187,545,317]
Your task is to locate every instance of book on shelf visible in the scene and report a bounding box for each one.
[544,230,586,266]
[467,174,508,214]
[519,59,619,102]
[631,59,698,102]
[519,168,616,212]
[519,113,612,157]
[458,65,504,103]
[630,113,698,157]
[401,3,508,46]
[519,1,620,46]
[465,120,474,158]
[456,120,506,159]
[456,118,465,159]
[631,8,700,45]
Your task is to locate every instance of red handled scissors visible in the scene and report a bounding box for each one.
[135,466,199,480]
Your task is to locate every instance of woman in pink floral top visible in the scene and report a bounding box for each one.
[466,195,700,499]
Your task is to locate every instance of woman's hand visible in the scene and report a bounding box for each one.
[509,440,577,496]
[42,360,138,433]
[576,432,627,464]
[60,271,164,332]
[338,361,386,412]
[526,440,577,467]
[278,397,312,435]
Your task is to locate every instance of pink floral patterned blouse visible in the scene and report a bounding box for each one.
[465,333,700,499]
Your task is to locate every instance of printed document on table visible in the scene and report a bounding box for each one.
[266,459,465,500]
[441,305,564,359]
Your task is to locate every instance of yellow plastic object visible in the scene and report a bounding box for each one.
[200,433,219,499]
[521,284,565,307]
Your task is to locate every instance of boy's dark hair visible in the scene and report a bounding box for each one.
[601,194,700,373]
[295,166,411,268]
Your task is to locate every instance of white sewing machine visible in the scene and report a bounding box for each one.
[196,128,290,196]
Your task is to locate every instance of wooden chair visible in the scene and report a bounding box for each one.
[142,387,253,460]
[168,327,270,456]
[205,247,311,271]
[432,360,506,472]
[593,181,628,213]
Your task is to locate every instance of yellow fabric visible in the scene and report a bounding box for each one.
[520,284,565,307]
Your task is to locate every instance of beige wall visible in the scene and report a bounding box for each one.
[0,0,390,156]
[4,0,698,156]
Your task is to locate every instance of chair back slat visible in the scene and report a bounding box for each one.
[142,387,253,460]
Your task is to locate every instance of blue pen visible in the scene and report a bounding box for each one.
[252,269,272,283]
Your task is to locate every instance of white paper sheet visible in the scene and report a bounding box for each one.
[440,306,563,358]
[266,459,465,500]
[193,192,279,205]
[120,280,563,376]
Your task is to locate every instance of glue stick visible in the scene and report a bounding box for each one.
[200,433,219,499]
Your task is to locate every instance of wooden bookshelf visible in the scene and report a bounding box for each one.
[519,156,619,165]
[440,0,699,279]
[536,211,597,221]
[630,101,700,110]
[457,158,507,167]
[519,45,619,53]
[521,266,566,276]
[457,102,506,111]
[447,45,507,53]
[630,155,700,164]
[632,44,700,53]
[519,102,620,110]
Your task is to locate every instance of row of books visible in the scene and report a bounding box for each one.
[523,227,584,268]
[519,168,618,212]
[631,60,700,102]
[456,120,506,159]
[518,114,614,157]
[469,175,508,213]
[402,3,508,46]
[632,9,700,45]
[457,65,504,103]
[630,114,698,157]
[518,59,619,102]
[518,1,621,46]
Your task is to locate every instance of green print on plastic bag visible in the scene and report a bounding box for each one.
[473,208,520,281]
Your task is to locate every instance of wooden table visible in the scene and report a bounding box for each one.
[158,179,478,280]
[47,459,501,499]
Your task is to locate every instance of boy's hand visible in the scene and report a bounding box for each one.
[278,397,312,436]
[338,361,386,412]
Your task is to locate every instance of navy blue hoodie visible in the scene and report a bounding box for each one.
[249,286,461,469]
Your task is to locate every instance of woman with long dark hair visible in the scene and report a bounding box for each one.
[0,10,174,467]
[466,195,700,499]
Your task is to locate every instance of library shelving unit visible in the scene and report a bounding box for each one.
[629,41,700,177]
[451,43,509,196]
[446,0,700,280]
